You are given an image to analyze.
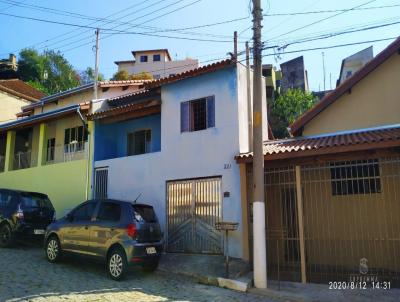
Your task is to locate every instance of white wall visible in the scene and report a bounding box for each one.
[118,59,199,78]
[95,64,268,259]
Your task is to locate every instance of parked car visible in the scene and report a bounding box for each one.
[0,189,56,247]
[44,199,163,280]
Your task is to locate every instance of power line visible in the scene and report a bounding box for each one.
[62,0,206,53]
[50,0,194,53]
[268,0,377,41]
[260,37,397,58]
[0,0,158,55]
[263,20,400,50]
[0,2,237,49]
[264,4,400,17]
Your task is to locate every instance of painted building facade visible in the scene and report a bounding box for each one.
[237,37,400,287]
[90,61,267,259]
[115,49,198,79]
[0,79,45,123]
[0,81,145,217]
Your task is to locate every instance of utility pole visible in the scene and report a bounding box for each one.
[252,0,267,289]
[246,42,252,151]
[94,28,100,100]
[322,52,326,91]
[234,31,238,60]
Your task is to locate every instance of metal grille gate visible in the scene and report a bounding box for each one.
[248,156,400,287]
[94,167,108,199]
[166,177,223,254]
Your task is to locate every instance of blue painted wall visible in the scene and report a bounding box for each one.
[95,114,161,161]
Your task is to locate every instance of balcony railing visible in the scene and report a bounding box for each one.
[46,141,87,164]
[13,150,38,170]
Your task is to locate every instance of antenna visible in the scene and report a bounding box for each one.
[133,193,142,204]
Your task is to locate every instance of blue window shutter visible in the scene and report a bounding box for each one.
[181,102,190,132]
[207,96,215,128]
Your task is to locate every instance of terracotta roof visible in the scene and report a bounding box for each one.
[99,80,150,87]
[236,125,400,163]
[289,37,400,136]
[21,80,148,111]
[87,99,161,120]
[144,59,233,89]
[0,79,45,102]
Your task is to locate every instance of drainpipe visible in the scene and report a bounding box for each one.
[76,107,91,200]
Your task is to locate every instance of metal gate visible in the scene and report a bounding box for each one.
[94,167,108,199]
[166,177,223,254]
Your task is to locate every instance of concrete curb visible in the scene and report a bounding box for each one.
[158,266,252,292]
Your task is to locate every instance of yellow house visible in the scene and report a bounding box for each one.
[237,38,400,287]
[0,80,146,217]
[0,79,45,123]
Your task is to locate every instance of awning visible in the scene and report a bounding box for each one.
[236,125,400,163]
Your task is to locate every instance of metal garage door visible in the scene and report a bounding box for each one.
[166,177,222,254]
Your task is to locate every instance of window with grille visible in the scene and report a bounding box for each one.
[181,96,215,132]
[64,125,87,153]
[330,159,381,195]
[140,55,148,62]
[127,129,152,156]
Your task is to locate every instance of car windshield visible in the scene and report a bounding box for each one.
[132,205,157,223]
[21,193,53,209]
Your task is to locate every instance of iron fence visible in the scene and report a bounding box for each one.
[12,150,37,170]
[46,142,87,164]
[248,156,400,287]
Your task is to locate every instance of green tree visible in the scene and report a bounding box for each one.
[128,72,153,80]
[112,70,129,81]
[17,48,80,94]
[79,67,104,85]
[269,89,317,138]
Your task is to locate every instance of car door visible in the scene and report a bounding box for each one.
[61,201,98,255]
[88,201,122,258]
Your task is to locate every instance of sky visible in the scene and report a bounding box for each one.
[0,0,400,92]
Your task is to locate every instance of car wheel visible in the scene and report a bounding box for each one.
[0,223,14,248]
[108,247,127,281]
[143,259,159,272]
[46,236,62,263]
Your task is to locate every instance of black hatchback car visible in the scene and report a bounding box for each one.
[0,189,56,247]
[44,199,163,280]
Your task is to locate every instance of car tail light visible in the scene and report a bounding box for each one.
[15,204,24,220]
[127,223,137,239]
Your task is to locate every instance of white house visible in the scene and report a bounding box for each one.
[89,60,267,259]
[115,49,199,80]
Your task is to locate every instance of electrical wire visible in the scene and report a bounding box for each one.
[264,4,400,17]
[268,0,378,41]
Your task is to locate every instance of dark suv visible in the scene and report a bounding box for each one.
[44,199,163,280]
[0,189,55,247]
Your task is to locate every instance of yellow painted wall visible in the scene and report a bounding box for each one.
[0,159,88,217]
[303,53,400,136]
[0,92,31,123]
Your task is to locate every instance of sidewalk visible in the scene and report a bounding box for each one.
[250,280,400,302]
[159,253,400,302]
[158,253,252,290]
